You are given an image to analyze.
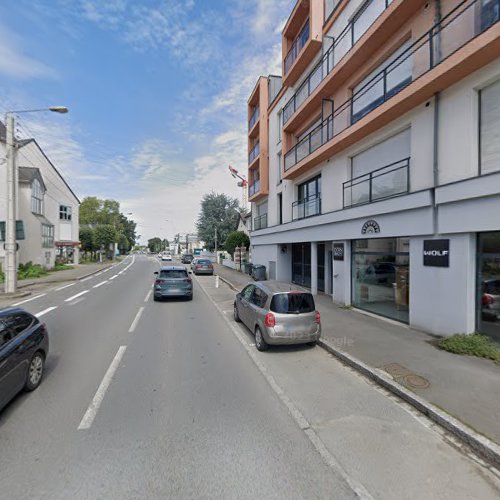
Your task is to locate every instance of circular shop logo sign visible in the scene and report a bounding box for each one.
[361,220,380,235]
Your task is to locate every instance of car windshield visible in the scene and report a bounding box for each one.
[270,293,315,314]
[159,270,187,279]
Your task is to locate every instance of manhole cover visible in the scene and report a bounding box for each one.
[403,374,430,389]
[381,363,412,377]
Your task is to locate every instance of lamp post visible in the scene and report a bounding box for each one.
[3,106,68,294]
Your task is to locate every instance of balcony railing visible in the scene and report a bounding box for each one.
[292,193,321,220]
[343,158,410,208]
[284,0,498,172]
[253,213,268,230]
[249,106,259,130]
[284,20,310,75]
[249,142,260,164]
[283,0,392,125]
[248,179,260,197]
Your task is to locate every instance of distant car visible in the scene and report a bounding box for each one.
[0,308,49,410]
[161,253,173,262]
[482,279,500,321]
[233,281,321,351]
[181,254,194,264]
[154,266,193,301]
[192,259,214,275]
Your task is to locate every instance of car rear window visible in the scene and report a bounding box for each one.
[160,270,188,279]
[197,260,212,265]
[270,293,315,314]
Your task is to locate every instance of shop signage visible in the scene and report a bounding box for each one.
[333,243,344,261]
[361,220,380,235]
[423,239,449,267]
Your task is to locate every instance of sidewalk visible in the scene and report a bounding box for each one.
[213,263,500,452]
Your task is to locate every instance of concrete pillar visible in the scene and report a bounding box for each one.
[311,241,318,295]
[74,246,80,265]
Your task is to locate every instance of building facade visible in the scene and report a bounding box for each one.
[0,129,80,270]
[248,0,500,340]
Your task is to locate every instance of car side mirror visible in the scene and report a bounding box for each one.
[236,293,241,300]
[189,271,192,274]
[154,271,158,275]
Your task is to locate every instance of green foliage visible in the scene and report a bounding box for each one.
[196,192,240,251]
[79,227,97,254]
[147,237,168,253]
[94,224,117,250]
[52,263,72,272]
[224,231,250,258]
[17,262,48,280]
[438,334,500,364]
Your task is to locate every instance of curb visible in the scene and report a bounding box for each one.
[216,271,500,470]
[75,264,113,281]
[317,338,500,470]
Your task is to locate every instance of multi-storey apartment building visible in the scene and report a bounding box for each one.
[248,0,500,340]
[0,123,80,270]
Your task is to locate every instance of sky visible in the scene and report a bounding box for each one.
[0,0,294,244]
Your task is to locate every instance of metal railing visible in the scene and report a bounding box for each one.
[284,20,310,75]
[292,193,321,220]
[284,0,498,171]
[248,106,259,130]
[283,0,391,124]
[253,213,268,230]
[248,179,260,197]
[343,158,410,208]
[249,142,260,164]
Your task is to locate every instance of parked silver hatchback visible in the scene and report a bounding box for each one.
[233,281,321,351]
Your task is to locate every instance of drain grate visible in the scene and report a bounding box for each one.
[380,363,430,390]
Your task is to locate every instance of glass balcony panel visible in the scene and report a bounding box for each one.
[295,81,309,109]
[296,138,309,163]
[310,126,322,152]
[352,74,384,121]
[333,27,352,68]
[353,0,385,44]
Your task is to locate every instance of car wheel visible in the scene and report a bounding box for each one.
[255,327,268,352]
[234,303,241,322]
[307,341,317,347]
[24,351,45,391]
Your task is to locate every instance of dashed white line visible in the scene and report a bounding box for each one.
[128,307,144,333]
[102,268,111,273]
[65,290,89,302]
[109,275,119,280]
[35,306,58,318]
[55,283,76,291]
[80,276,93,282]
[144,290,152,302]
[12,294,46,307]
[93,280,108,289]
[78,345,127,430]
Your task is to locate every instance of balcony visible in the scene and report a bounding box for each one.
[284,0,500,178]
[285,21,310,75]
[292,193,322,220]
[343,158,410,208]
[249,142,260,165]
[283,0,426,132]
[249,179,261,197]
[248,106,259,131]
[253,213,268,230]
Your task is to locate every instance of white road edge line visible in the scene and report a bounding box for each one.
[193,275,375,500]
[12,294,46,307]
[55,283,75,291]
[78,345,127,430]
[128,307,144,333]
[109,275,119,280]
[93,280,108,289]
[64,290,89,302]
[144,290,152,302]
[80,276,93,282]
[102,268,110,273]
[35,306,57,318]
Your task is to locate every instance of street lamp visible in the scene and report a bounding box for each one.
[3,106,69,294]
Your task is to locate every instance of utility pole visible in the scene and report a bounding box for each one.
[214,227,218,256]
[5,114,17,293]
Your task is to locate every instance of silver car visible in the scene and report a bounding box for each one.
[233,281,321,351]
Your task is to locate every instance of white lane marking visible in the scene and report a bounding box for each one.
[12,294,46,307]
[93,280,108,289]
[64,290,89,302]
[80,276,93,282]
[102,268,111,273]
[109,275,119,280]
[144,290,152,302]
[78,346,127,430]
[55,283,75,291]
[94,272,103,277]
[35,306,57,318]
[128,307,145,333]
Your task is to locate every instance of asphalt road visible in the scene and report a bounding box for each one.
[0,255,499,499]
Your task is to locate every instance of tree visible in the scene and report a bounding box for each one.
[117,232,129,254]
[196,192,240,251]
[148,237,163,253]
[94,225,117,256]
[79,197,102,226]
[79,227,97,257]
[224,231,250,258]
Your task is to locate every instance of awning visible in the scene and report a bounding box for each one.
[55,241,80,247]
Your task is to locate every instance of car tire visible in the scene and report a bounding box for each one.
[234,303,241,322]
[255,327,268,352]
[307,341,317,347]
[153,296,160,302]
[24,351,45,392]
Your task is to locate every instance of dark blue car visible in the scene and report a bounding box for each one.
[0,307,49,410]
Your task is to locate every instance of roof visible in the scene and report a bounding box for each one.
[18,166,47,191]
[159,266,188,271]
[255,280,310,294]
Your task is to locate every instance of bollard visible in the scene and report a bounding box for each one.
[215,275,219,288]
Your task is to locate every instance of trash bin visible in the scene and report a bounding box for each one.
[244,262,253,275]
[251,264,266,281]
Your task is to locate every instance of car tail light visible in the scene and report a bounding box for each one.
[264,313,276,328]
[155,279,164,285]
[184,277,192,283]
[315,310,321,324]
[483,294,494,306]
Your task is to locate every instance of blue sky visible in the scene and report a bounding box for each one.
[0,0,294,242]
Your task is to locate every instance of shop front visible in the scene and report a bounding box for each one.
[351,237,410,323]
[292,242,325,291]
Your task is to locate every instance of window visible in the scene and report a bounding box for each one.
[324,0,342,21]
[352,0,388,44]
[277,152,283,184]
[278,193,283,225]
[251,287,268,308]
[0,313,33,347]
[31,178,44,215]
[480,0,500,31]
[242,285,255,301]
[159,270,188,279]
[59,205,72,221]
[352,39,412,123]
[270,293,315,314]
[42,223,54,248]
[480,79,500,175]
[277,110,282,144]
[294,175,322,220]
